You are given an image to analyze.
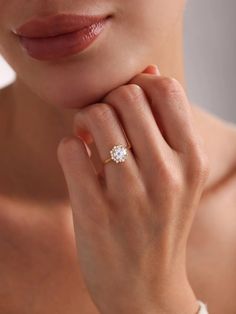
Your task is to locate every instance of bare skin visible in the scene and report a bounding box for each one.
[0,1,236,313]
[0,75,236,314]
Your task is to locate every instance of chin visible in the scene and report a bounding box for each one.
[10,41,149,110]
[5,26,150,110]
[35,80,110,110]
[26,64,141,110]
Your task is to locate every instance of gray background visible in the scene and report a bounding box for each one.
[0,0,235,123]
[184,0,236,123]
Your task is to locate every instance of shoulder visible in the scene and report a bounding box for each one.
[191,103,236,194]
[188,105,236,313]
[191,103,236,240]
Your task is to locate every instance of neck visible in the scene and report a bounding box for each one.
[11,77,76,154]
[157,16,186,90]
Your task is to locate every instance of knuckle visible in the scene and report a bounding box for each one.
[188,144,210,185]
[156,77,183,100]
[86,103,115,124]
[117,84,145,104]
[194,152,210,181]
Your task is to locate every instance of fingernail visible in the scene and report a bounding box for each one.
[142,64,161,76]
[151,64,160,75]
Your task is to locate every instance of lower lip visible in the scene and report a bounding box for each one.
[18,18,110,61]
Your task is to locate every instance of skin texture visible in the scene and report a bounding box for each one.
[0,1,236,314]
[58,68,209,314]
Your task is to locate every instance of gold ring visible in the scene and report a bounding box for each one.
[103,141,132,164]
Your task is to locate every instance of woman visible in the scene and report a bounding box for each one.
[0,0,235,313]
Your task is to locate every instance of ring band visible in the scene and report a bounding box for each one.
[103,141,132,164]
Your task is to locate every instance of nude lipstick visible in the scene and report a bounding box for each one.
[14,14,111,61]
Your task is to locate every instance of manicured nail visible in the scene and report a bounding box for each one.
[150,64,160,75]
[143,64,160,75]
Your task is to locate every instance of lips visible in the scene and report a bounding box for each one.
[14,13,111,60]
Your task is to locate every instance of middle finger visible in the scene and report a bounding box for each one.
[102,84,171,175]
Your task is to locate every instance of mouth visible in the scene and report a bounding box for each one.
[13,13,112,61]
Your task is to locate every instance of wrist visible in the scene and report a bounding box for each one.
[155,293,199,314]
[101,287,198,314]
[114,283,198,314]
[146,277,199,314]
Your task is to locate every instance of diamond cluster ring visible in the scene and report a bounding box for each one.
[103,142,132,164]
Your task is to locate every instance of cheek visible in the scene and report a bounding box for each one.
[121,0,185,29]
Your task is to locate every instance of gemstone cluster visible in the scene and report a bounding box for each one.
[110,144,128,163]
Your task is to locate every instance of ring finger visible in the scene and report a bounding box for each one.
[74,103,141,194]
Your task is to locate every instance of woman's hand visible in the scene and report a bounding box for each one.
[57,65,209,314]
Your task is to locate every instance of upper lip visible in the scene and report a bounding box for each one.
[13,13,110,38]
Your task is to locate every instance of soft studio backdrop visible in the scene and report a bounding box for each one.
[0,0,236,123]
